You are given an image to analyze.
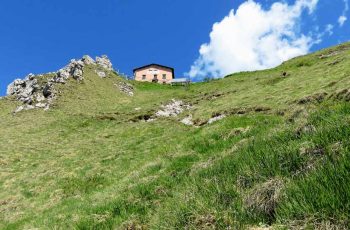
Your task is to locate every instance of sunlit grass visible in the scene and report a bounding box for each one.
[1,42,350,229]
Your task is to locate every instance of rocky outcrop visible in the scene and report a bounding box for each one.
[7,74,39,103]
[156,99,192,117]
[96,55,113,71]
[82,55,96,65]
[6,55,114,113]
[55,59,85,82]
[6,74,51,111]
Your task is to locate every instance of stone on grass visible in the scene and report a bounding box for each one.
[181,115,194,126]
[96,71,106,78]
[207,114,226,124]
[156,99,191,117]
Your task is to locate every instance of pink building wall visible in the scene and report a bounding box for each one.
[134,65,174,84]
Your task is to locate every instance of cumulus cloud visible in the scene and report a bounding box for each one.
[338,0,349,27]
[186,0,320,80]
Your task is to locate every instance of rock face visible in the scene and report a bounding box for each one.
[156,99,191,117]
[6,55,114,113]
[54,59,85,83]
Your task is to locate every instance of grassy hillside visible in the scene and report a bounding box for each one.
[1,42,350,229]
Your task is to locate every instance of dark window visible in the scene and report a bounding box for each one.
[162,74,166,79]
[142,75,146,80]
[154,74,158,79]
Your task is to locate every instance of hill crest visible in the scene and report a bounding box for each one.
[6,55,116,113]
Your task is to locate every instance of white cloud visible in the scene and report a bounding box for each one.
[338,16,347,27]
[325,24,334,36]
[338,0,349,27]
[186,0,320,79]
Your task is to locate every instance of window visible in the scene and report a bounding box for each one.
[142,75,146,80]
[154,74,158,79]
[162,74,166,79]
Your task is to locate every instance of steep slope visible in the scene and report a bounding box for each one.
[1,42,350,229]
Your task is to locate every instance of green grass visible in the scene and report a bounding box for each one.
[1,42,350,229]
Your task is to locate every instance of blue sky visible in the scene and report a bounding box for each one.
[0,0,349,96]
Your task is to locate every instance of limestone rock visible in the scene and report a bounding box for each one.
[7,74,40,105]
[7,73,54,113]
[35,103,47,108]
[14,104,35,113]
[55,59,85,83]
[7,54,115,113]
[181,115,194,126]
[156,99,191,117]
[72,67,83,80]
[208,114,226,124]
[82,55,95,65]
[14,106,24,113]
[96,55,113,71]
[36,94,46,102]
[96,71,106,78]
[43,83,53,98]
